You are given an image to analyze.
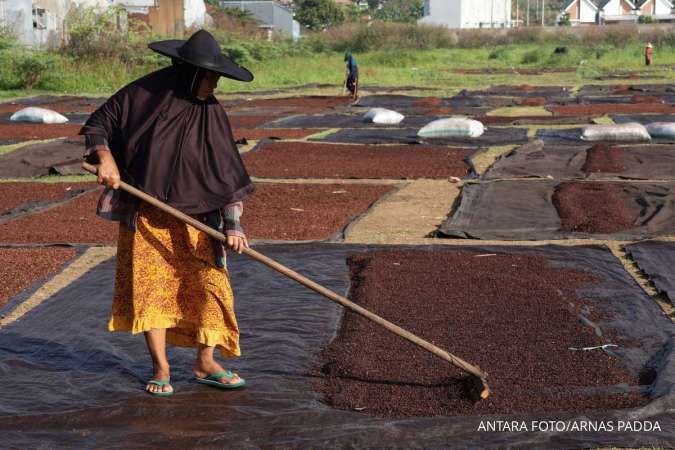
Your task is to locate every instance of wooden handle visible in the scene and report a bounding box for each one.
[82,162,489,385]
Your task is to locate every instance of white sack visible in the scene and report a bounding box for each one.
[646,122,675,140]
[417,118,484,138]
[363,108,405,125]
[10,107,68,124]
[581,123,650,142]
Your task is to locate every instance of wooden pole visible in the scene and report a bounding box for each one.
[82,162,490,399]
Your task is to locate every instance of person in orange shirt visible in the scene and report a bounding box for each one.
[645,43,653,66]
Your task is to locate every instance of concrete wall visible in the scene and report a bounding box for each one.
[419,0,461,28]
[183,0,204,28]
[459,0,510,28]
[1,0,68,46]
[1,0,33,44]
[420,0,510,29]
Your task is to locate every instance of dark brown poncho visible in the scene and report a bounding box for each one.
[80,65,254,215]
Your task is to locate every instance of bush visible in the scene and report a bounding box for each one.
[638,15,654,24]
[0,50,57,89]
[63,5,152,63]
[558,13,571,26]
[0,26,15,50]
[521,48,546,64]
[488,47,512,61]
[318,22,457,52]
[221,43,253,65]
[295,0,345,30]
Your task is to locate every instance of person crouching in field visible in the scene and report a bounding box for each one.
[344,51,359,99]
[645,42,653,66]
[80,29,255,396]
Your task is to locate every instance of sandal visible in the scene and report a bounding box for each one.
[195,371,245,389]
[146,378,174,397]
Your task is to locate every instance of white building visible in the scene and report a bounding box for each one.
[560,0,599,25]
[597,0,639,21]
[1,0,70,46]
[418,0,511,29]
[635,0,675,17]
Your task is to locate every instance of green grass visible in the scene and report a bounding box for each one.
[1,42,674,98]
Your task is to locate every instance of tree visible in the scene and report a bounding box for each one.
[372,0,424,23]
[295,0,345,30]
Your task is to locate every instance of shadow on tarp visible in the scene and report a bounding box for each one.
[536,128,675,146]
[438,180,675,240]
[0,244,673,448]
[0,137,86,178]
[483,141,675,181]
[625,241,675,307]
[314,127,528,147]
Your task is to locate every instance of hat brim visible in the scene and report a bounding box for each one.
[149,40,254,83]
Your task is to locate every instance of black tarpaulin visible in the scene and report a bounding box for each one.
[355,94,509,111]
[460,86,571,98]
[0,112,90,124]
[483,141,587,180]
[0,95,105,111]
[625,241,675,306]
[261,114,438,129]
[578,84,674,97]
[0,138,86,178]
[356,95,457,108]
[483,141,675,181]
[437,180,675,240]
[536,128,675,146]
[480,115,595,126]
[0,243,672,448]
[613,114,675,124]
[315,127,529,146]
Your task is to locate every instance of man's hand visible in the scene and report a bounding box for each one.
[227,235,248,254]
[96,150,121,189]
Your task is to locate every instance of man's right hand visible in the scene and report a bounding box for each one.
[96,150,121,189]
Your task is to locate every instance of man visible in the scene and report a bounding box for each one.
[344,51,359,99]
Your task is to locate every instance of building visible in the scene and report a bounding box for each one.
[635,0,675,17]
[561,0,599,25]
[130,0,207,36]
[558,0,675,24]
[418,0,511,29]
[220,1,300,39]
[597,0,638,22]
[0,0,207,46]
[1,0,72,46]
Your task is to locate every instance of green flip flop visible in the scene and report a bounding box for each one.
[146,378,174,397]
[195,371,246,389]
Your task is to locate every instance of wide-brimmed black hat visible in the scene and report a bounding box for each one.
[149,29,254,82]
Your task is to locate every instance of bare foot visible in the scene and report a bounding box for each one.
[146,365,173,395]
[193,359,242,385]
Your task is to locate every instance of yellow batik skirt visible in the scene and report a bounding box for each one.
[109,202,240,358]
